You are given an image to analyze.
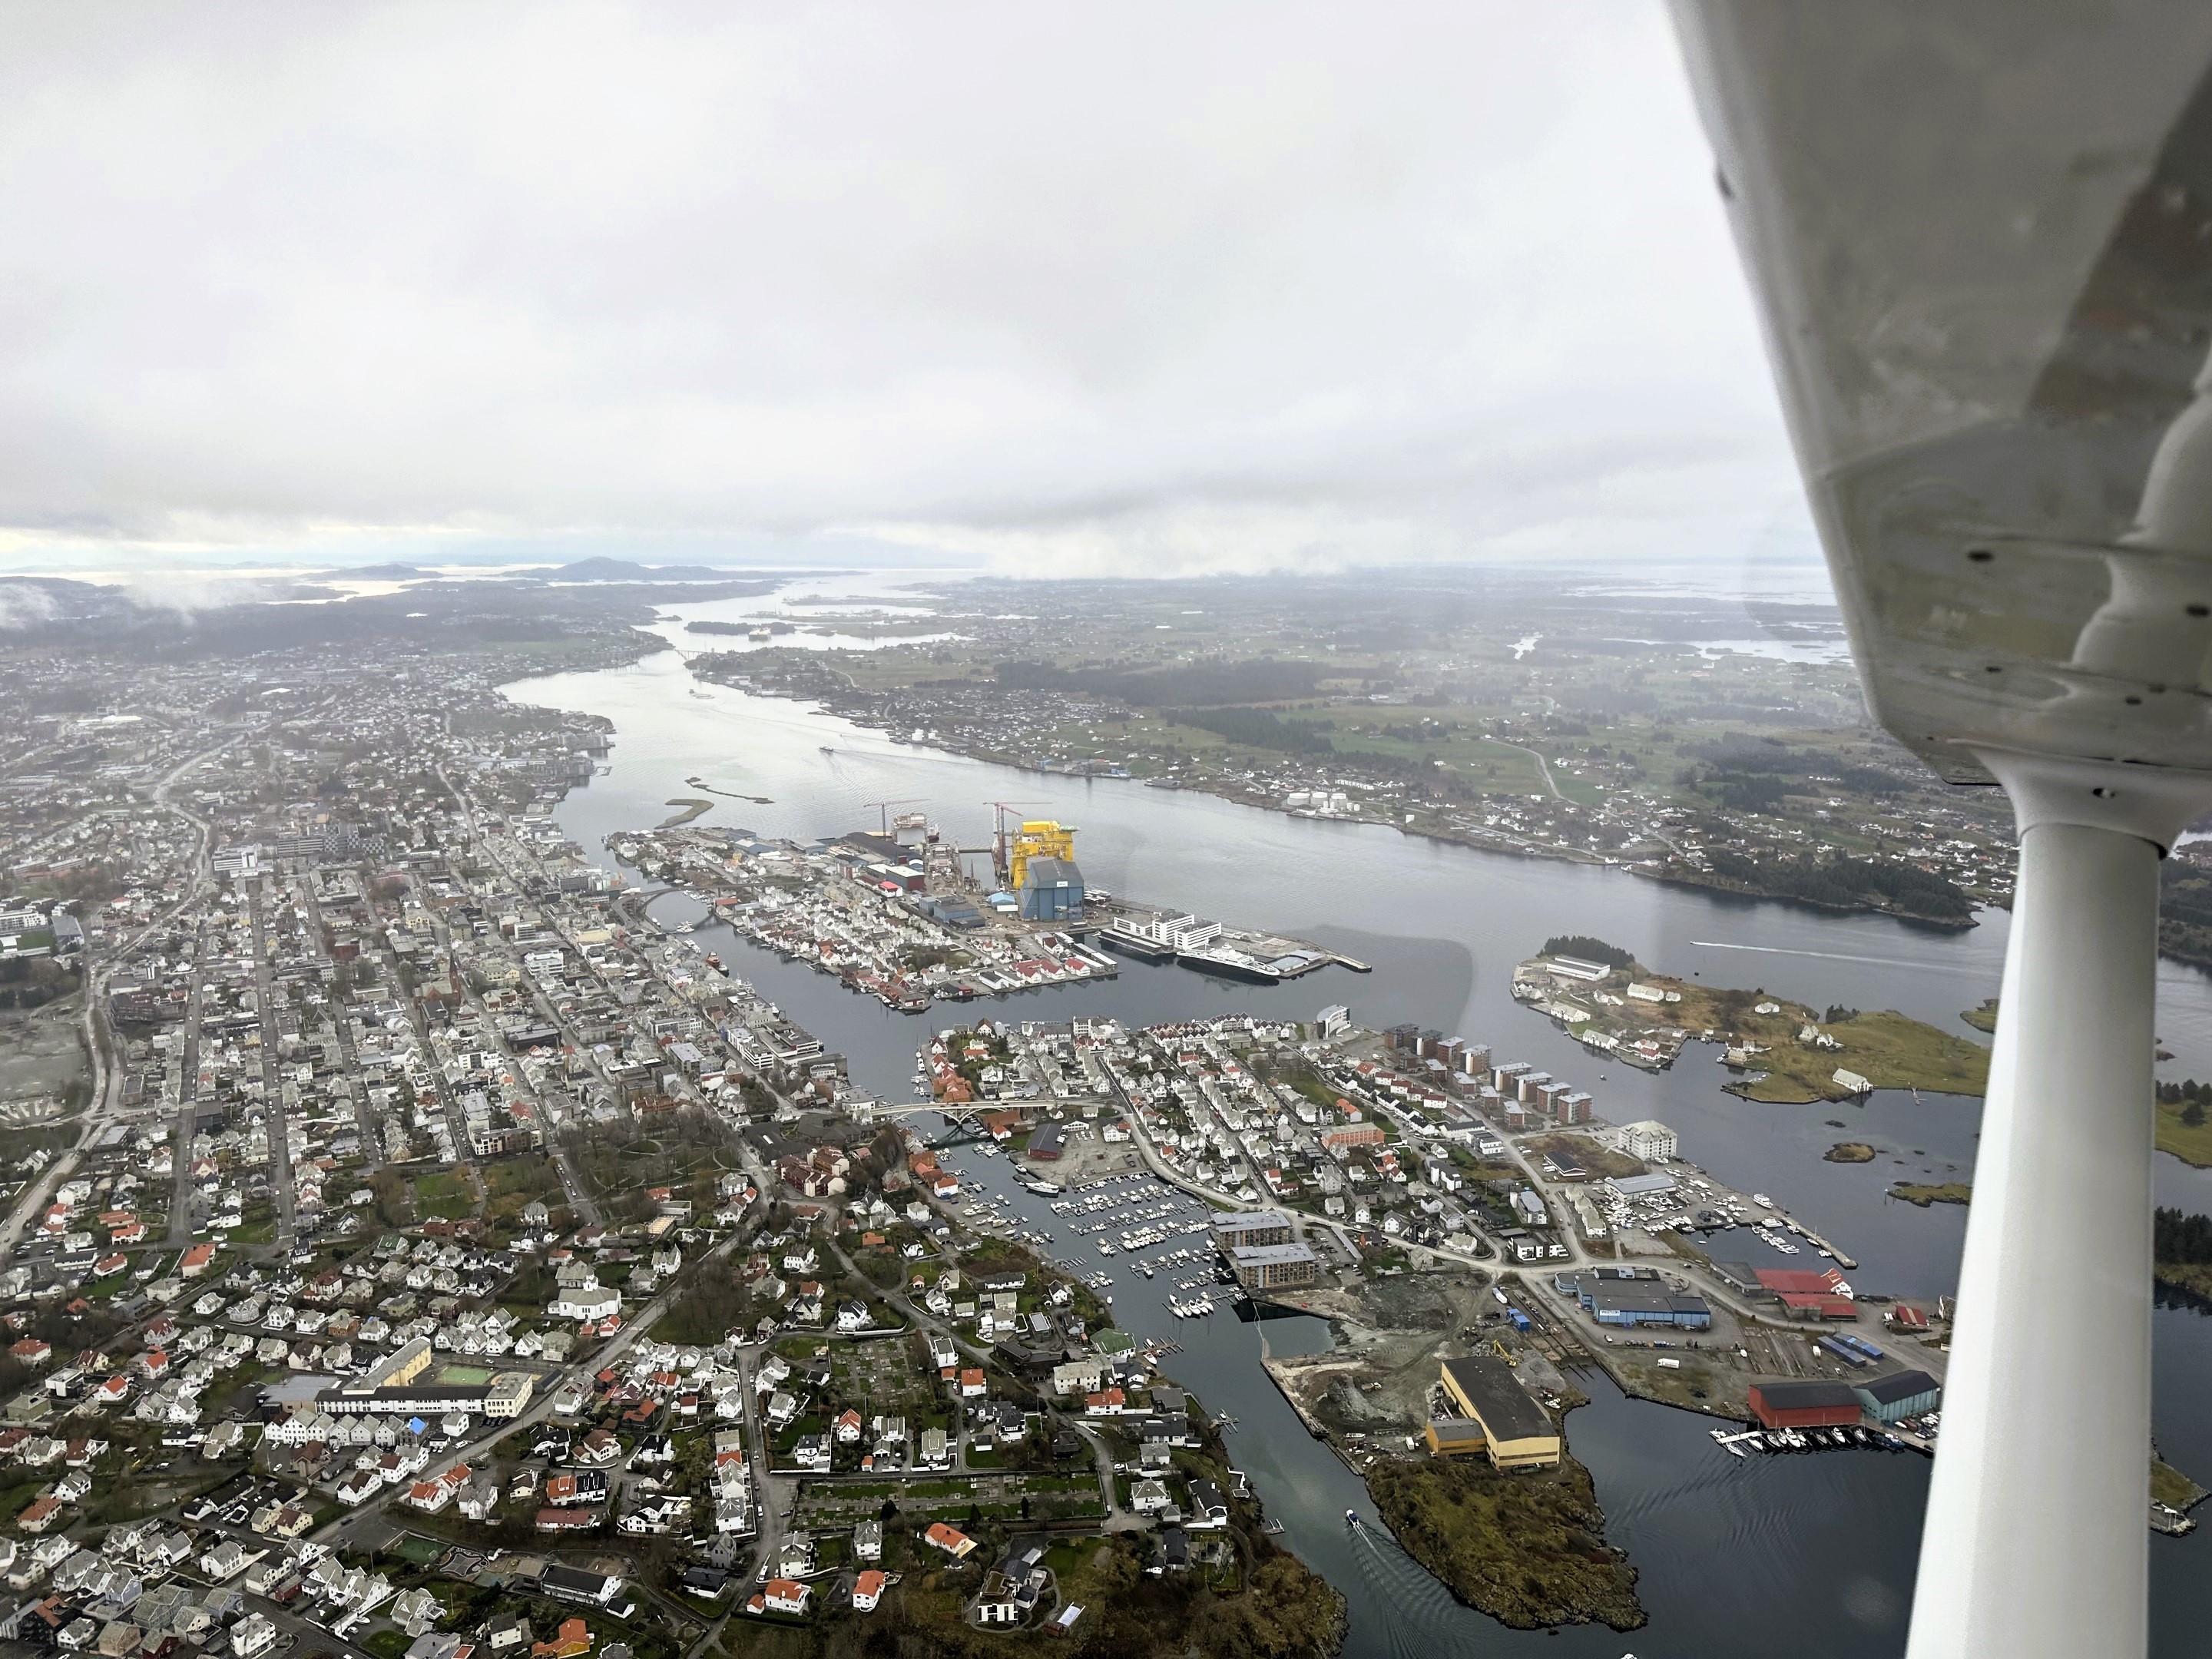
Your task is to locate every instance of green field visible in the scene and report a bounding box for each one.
[412,1170,476,1220]
[435,1363,494,1386]
[2155,1094,2212,1168]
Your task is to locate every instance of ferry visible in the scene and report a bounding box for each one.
[1177,945,1283,985]
[1095,921,1178,963]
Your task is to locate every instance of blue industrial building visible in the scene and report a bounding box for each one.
[1018,856,1084,922]
[916,896,985,930]
[1853,1369,1942,1422]
[1553,1268,1711,1330]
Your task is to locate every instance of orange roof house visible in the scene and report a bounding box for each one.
[531,1618,592,1659]
[760,1578,810,1615]
[924,1522,976,1559]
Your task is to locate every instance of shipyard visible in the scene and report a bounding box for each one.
[603,808,1363,1015]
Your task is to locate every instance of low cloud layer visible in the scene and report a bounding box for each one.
[0,2,1807,578]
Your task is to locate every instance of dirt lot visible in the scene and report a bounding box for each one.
[0,1000,88,1125]
[1263,1265,1536,1441]
[1027,1129,1144,1187]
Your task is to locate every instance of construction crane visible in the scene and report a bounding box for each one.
[985,800,1045,882]
[863,797,926,835]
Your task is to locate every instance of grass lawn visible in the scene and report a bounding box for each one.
[483,1154,563,1208]
[413,1170,477,1220]
[391,1533,445,1565]
[1726,1006,1990,1104]
[2155,1094,2212,1167]
[1523,1134,1642,1180]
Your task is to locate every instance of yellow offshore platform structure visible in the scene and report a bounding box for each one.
[1006,820,1077,892]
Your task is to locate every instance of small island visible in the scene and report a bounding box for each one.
[1515,939,1992,1104]
[657,796,714,826]
[1824,1141,1876,1163]
[1890,1181,1972,1207]
[1368,1452,1644,1632]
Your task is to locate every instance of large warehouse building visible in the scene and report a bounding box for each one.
[1553,1268,1711,1330]
[1018,856,1084,922]
[1748,1380,1863,1429]
[1426,1354,1561,1469]
[1854,1369,1942,1423]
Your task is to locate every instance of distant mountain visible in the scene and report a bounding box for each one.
[547,557,738,582]
[321,562,429,581]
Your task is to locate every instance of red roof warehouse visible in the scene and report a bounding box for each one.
[1757,1267,1857,1321]
[1757,1267,1849,1296]
[1748,1380,1863,1430]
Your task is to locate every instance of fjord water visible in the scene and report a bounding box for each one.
[506,635,2212,1657]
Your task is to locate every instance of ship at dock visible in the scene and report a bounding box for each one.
[1098,909,1352,983]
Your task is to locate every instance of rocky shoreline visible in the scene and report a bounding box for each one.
[1365,1450,1646,1633]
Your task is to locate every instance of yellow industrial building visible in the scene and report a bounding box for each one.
[1424,1354,1562,1469]
[1006,820,1077,892]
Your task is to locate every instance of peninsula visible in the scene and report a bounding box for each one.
[1515,939,1991,1104]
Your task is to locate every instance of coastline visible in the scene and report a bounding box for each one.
[675,648,1995,935]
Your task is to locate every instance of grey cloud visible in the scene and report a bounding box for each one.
[0,1,1801,578]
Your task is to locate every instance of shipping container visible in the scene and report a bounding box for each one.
[1819,1336,1869,1367]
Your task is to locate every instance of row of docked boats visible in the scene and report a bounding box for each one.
[1710,1424,1915,1456]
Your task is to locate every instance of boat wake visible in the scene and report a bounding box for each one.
[1343,1512,1522,1659]
[1687,940,1947,972]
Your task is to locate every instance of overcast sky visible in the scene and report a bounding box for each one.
[0,2,1816,583]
